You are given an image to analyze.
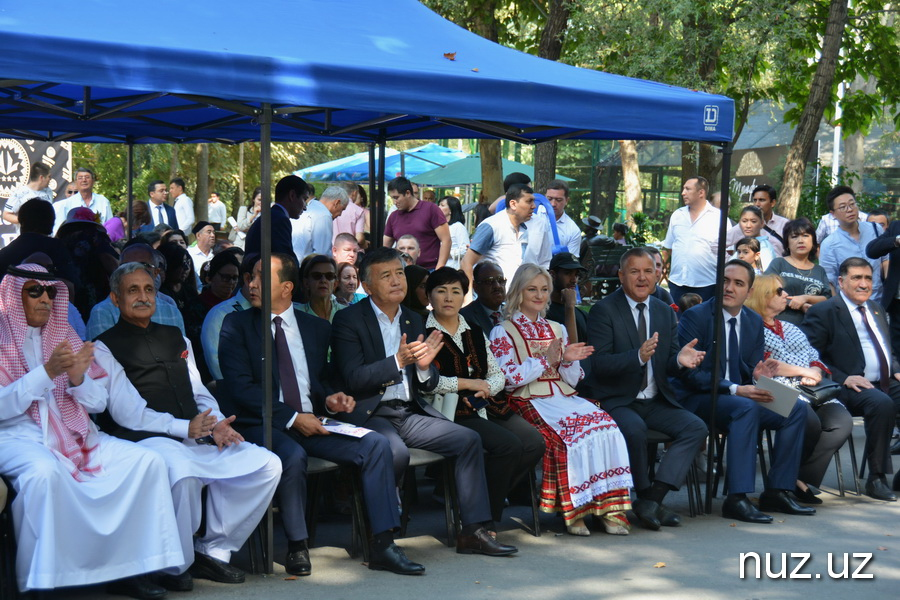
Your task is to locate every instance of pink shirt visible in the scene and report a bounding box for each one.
[332,200,366,242]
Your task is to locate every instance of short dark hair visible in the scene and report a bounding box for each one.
[619,247,653,270]
[239,253,259,279]
[272,252,299,287]
[826,185,855,211]
[170,178,186,191]
[147,180,164,195]
[505,184,533,204]
[643,246,662,259]
[359,246,402,284]
[302,254,337,279]
[725,258,755,287]
[274,175,308,204]
[207,251,241,279]
[18,198,54,234]
[387,176,413,196]
[740,205,764,221]
[472,260,502,282]
[688,176,709,197]
[425,266,469,296]
[612,222,628,236]
[545,180,569,196]
[868,208,889,219]
[782,218,818,259]
[441,196,464,226]
[28,163,50,181]
[839,256,872,277]
[503,172,531,192]
[75,167,95,179]
[751,184,777,201]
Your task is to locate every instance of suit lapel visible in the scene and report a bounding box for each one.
[295,310,320,384]
[614,291,640,348]
[835,299,864,357]
[360,299,388,360]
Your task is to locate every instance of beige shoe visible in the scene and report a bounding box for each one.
[566,524,591,536]
[602,513,631,536]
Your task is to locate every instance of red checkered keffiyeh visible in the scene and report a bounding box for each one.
[0,264,107,480]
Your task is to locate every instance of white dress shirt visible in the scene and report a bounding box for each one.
[150,201,172,227]
[663,202,728,287]
[173,193,195,234]
[270,307,313,427]
[369,298,429,402]
[625,294,657,399]
[840,291,891,383]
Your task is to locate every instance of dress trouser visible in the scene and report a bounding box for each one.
[799,401,853,487]
[837,379,900,477]
[239,424,400,541]
[457,412,545,522]
[366,403,493,527]
[605,397,707,491]
[688,393,807,494]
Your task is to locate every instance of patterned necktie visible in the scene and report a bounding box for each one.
[858,305,890,393]
[637,303,648,391]
[490,311,502,326]
[727,317,740,384]
[273,316,305,412]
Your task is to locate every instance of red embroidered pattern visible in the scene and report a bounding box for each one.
[490,336,513,356]
[569,466,632,494]
[555,411,617,445]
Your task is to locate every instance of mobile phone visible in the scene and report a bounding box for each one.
[466,395,489,410]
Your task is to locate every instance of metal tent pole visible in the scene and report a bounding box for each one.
[259,103,274,574]
[374,136,387,247]
[704,142,733,514]
[126,140,134,238]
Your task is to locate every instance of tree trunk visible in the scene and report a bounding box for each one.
[699,144,720,192]
[619,140,642,220]
[169,145,179,183]
[195,143,209,223]
[779,0,849,219]
[480,139,504,201]
[533,0,570,193]
[681,142,697,181]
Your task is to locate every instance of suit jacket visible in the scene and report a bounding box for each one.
[244,203,297,263]
[150,203,178,231]
[584,288,685,410]
[866,220,900,308]
[675,298,764,411]
[218,307,333,430]
[800,295,900,385]
[330,298,440,426]
[460,302,495,339]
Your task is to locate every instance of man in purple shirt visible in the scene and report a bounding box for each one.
[383,177,450,270]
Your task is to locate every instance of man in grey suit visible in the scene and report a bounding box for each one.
[584,247,708,529]
[801,256,900,500]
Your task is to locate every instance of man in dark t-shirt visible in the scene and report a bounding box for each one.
[383,176,450,269]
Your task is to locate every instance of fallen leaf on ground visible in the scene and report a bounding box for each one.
[284,576,297,580]
[653,562,666,568]
[729,523,736,527]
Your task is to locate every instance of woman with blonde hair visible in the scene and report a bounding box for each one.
[745,274,852,504]
[489,263,633,536]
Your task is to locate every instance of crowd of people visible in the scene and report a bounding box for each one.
[0,163,898,600]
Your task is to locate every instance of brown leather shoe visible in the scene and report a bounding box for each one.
[456,527,518,556]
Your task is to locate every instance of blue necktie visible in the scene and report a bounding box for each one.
[727,317,740,384]
[157,205,165,225]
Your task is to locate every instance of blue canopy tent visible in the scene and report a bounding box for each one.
[298,143,468,182]
[412,155,575,187]
[0,0,738,551]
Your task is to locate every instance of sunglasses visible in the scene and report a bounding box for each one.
[24,284,58,300]
[776,287,785,296]
[66,189,78,195]
[309,271,336,281]
[477,277,507,286]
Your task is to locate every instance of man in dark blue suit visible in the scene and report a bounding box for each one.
[219,253,425,576]
[867,221,900,358]
[677,259,813,522]
[585,248,707,530]
[147,180,179,231]
[331,247,517,557]
[244,175,307,263]
[801,257,900,499]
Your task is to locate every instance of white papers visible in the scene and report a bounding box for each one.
[755,376,801,418]
[319,417,372,438]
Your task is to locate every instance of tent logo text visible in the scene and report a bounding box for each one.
[704,105,719,131]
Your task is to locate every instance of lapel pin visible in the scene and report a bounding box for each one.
[405,320,410,325]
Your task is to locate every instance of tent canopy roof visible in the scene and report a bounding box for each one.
[298,143,469,181]
[412,155,574,187]
[0,0,733,145]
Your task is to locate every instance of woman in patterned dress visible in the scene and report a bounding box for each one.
[745,274,853,504]
[489,263,633,536]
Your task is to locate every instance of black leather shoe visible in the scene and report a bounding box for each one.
[456,527,518,556]
[656,504,682,527]
[189,553,245,584]
[759,490,816,515]
[106,575,168,600]
[792,486,823,505]
[893,472,900,492]
[632,499,661,531]
[866,477,898,501]
[155,571,193,592]
[721,496,773,524]
[285,548,312,576]
[368,543,426,575]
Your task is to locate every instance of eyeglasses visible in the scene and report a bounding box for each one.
[776,287,785,296]
[834,201,857,213]
[139,262,161,276]
[477,277,507,286]
[24,284,58,300]
[309,271,336,281]
[66,189,77,195]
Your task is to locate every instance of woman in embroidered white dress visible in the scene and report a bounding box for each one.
[489,263,633,536]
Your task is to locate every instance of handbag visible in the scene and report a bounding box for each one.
[797,380,842,407]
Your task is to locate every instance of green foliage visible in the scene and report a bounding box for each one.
[630,211,665,246]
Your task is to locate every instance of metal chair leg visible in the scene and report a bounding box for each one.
[529,469,542,536]
[847,435,862,496]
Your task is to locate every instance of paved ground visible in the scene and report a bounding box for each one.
[24,419,900,599]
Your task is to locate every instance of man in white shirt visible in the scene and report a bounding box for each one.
[207,192,227,231]
[293,185,349,259]
[544,180,582,258]
[3,163,54,227]
[59,168,112,233]
[189,221,216,276]
[661,176,729,304]
[170,178,195,235]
